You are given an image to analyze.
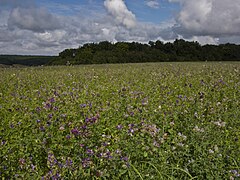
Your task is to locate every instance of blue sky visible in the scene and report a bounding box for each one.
[36,0,180,23]
[0,0,240,55]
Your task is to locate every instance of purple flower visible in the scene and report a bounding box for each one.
[49,97,55,103]
[1,140,6,146]
[121,156,129,161]
[71,128,79,136]
[81,125,87,130]
[80,104,87,108]
[66,135,71,140]
[66,158,73,167]
[128,128,134,134]
[82,158,91,168]
[116,125,123,130]
[39,126,45,131]
[80,144,85,147]
[53,107,58,111]
[86,149,94,156]
[44,103,51,109]
[48,114,53,119]
[128,124,134,128]
[31,164,36,171]
[36,107,41,112]
[116,149,122,154]
[53,91,59,96]
[37,119,41,123]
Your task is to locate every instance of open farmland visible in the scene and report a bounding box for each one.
[0,62,240,179]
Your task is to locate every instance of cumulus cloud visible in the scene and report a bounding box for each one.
[171,0,240,37]
[145,0,160,9]
[104,0,136,29]
[8,7,61,32]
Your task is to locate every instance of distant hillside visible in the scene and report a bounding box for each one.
[0,55,56,66]
[49,39,240,65]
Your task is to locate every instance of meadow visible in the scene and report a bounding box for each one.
[0,62,239,179]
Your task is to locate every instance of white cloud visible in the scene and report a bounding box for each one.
[104,0,136,29]
[1,0,240,55]
[145,0,160,9]
[8,7,62,32]
[171,0,240,37]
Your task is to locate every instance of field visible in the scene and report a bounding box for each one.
[0,62,239,179]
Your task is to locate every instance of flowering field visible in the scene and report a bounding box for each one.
[0,62,239,179]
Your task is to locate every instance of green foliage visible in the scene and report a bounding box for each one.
[0,62,239,179]
[49,40,240,65]
[0,55,56,66]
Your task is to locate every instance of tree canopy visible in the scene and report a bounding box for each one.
[48,39,240,65]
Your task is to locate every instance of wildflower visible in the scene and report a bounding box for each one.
[48,114,53,119]
[141,98,148,106]
[1,140,6,146]
[129,112,134,116]
[178,142,184,147]
[86,149,94,156]
[230,170,240,177]
[116,149,122,154]
[36,107,41,112]
[31,164,36,171]
[80,104,87,108]
[121,156,129,162]
[65,158,73,167]
[49,97,55,103]
[116,124,123,130]
[170,121,175,126]
[209,149,214,154]
[193,125,204,132]
[212,120,226,127]
[128,128,134,135]
[82,158,92,168]
[44,103,51,109]
[39,126,45,131]
[53,107,58,111]
[178,132,187,140]
[71,128,79,136]
[153,141,160,147]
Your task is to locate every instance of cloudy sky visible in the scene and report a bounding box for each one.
[0,0,240,55]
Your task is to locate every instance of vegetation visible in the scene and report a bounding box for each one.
[0,55,56,66]
[49,39,240,65]
[0,62,239,179]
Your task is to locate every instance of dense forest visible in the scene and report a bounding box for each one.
[1,39,240,67]
[49,39,240,65]
[0,55,55,66]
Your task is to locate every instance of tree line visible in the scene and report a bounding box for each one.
[49,39,240,65]
[0,55,55,66]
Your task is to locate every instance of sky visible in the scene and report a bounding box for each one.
[0,0,240,55]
